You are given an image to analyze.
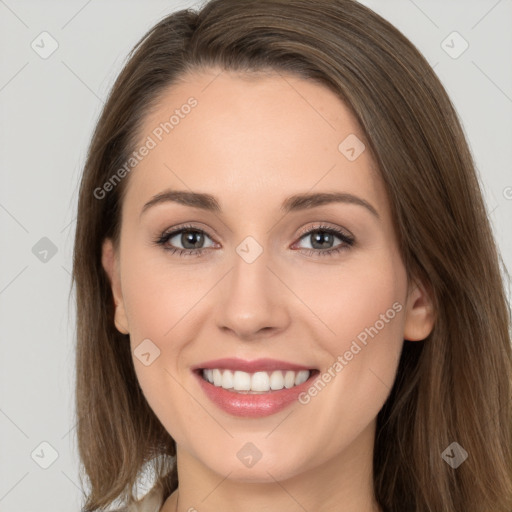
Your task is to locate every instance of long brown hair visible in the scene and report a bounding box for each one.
[72,0,512,510]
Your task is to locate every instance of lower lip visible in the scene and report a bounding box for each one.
[194,370,318,418]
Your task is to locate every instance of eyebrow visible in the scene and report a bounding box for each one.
[140,189,380,219]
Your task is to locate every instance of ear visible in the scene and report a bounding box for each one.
[403,276,435,341]
[101,238,129,335]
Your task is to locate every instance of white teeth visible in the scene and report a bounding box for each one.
[233,370,251,391]
[212,369,222,386]
[201,368,312,393]
[284,370,295,389]
[269,370,285,390]
[221,370,234,389]
[251,371,270,392]
[295,370,310,386]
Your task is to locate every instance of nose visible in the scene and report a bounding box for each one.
[215,244,290,341]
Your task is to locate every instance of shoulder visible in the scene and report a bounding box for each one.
[109,483,164,512]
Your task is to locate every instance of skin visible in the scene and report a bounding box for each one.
[102,68,435,512]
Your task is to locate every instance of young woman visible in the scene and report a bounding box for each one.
[72,1,512,511]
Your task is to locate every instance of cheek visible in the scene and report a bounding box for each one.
[290,251,406,356]
[120,239,202,343]
[292,252,406,420]
[117,242,194,416]
[330,271,404,357]
[121,257,198,444]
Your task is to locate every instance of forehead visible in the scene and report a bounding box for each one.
[123,68,383,217]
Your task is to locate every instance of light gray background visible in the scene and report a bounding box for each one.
[0,1,511,511]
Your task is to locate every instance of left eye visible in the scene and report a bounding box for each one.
[156,228,216,253]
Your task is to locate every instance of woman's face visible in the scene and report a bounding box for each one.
[103,68,433,483]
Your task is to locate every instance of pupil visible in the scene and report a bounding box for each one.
[312,231,332,249]
[183,230,203,249]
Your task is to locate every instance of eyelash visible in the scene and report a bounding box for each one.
[153,223,355,258]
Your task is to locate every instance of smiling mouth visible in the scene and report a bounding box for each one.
[195,368,319,394]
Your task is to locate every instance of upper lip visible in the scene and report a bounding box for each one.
[192,357,316,373]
